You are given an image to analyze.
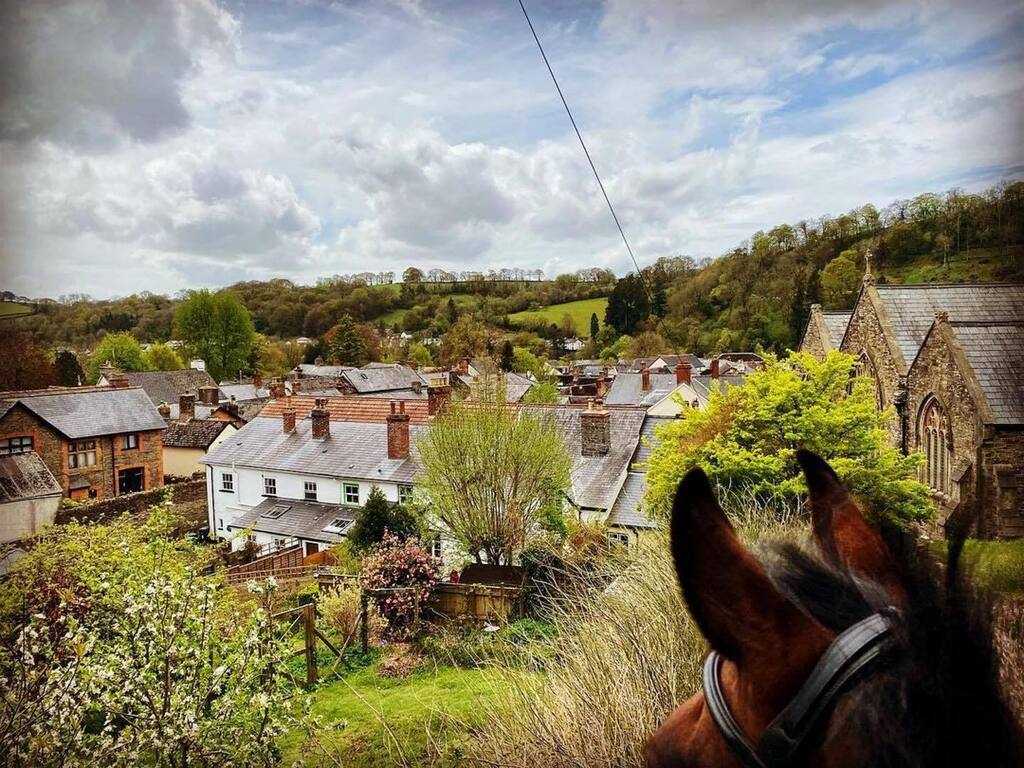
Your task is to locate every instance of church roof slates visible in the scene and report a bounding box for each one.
[948,321,1024,425]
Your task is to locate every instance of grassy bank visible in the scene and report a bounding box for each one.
[508,297,608,333]
[0,301,33,318]
[280,660,514,767]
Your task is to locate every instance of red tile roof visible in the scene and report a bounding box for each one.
[257,396,434,425]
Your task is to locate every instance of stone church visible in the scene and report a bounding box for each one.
[800,268,1024,539]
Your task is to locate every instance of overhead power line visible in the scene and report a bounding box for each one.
[516,0,653,302]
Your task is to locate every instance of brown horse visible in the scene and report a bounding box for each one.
[646,450,1022,768]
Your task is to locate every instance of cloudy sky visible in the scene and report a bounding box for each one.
[1,0,1022,299]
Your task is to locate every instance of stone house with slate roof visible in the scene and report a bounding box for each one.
[162,419,237,477]
[799,305,853,359]
[800,272,1024,538]
[0,386,167,501]
[200,395,647,557]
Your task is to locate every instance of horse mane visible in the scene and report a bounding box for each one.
[759,526,1023,767]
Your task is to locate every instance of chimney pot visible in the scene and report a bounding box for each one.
[458,357,470,375]
[282,407,296,434]
[198,384,219,405]
[427,383,450,416]
[157,401,171,419]
[387,399,411,459]
[581,400,611,457]
[311,398,330,439]
[675,361,692,386]
[178,393,195,422]
[641,366,651,392]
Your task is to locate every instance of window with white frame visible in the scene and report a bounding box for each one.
[428,536,443,559]
[343,482,359,505]
[68,440,97,469]
[304,480,318,501]
[263,476,277,496]
[121,433,139,450]
[221,472,234,492]
[398,484,414,505]
[607,531,630,548]
[0,436,33,455]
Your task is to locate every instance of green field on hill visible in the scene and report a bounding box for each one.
[508,297,608,335]
[0,301,33,318]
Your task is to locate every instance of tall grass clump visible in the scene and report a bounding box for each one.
[468,486,805,768]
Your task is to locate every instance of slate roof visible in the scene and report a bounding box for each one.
[162,419,232,449]
[454,372,535,402]
[0,388,167,439]
[124,370,220,407]
[605,372,679,406]
[607,472,655,529]
[626,354,704,372]
[874,284,1024,367]
[205,402,647,512]
[219,383,271,401]
[949,321,1024,425]
[822,312,853,348]
[202,416,423,484]
[0,453,61,503]
[229,497,355,543]
[340,364,426,394]
[633,415,674,468]
[297,364,355,377]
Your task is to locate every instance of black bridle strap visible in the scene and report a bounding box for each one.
[703,610,898,768]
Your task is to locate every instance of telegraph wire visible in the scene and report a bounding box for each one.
[516,0,655,305]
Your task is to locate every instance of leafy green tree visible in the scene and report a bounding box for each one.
[53,349,85,387]
[142,343,184,371]
[326,315,368,366]
[820,249,862,308]
[589,312,599,339]
[604,273,650,335]
[522,381,560,404]
[173,290,256,381]
[439,314,489,364]
[446,297,459,325]
[349,486,420,551]
[644,351,932,527]
[512,347,547,382]
[403,267,424,283]
[407,342,433,368]
[500,340,514,371]
[87,332,148,382]
[417,399,572,565]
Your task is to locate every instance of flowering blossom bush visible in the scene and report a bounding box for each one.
[0,510,296,767]
[361,533,439,636]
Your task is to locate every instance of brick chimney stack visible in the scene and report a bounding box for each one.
[427,381,450,416]
[109,372,131,389]
[641,366,651,392]
[581,398,611,457]
[311,397,330,439]
[387,400,411,460]
[711,357,720,380]
[253,373,263,390]
[198,384,219,405]
[157,401,171,419]
[675,360,692,386]
[458,357,471,375]
[411,380,422,394]
[269,379,286,399]
[282,407,296,434]
[291,380,302,393]
[178,393,195,422]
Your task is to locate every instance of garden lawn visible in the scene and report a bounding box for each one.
[279,661,515,767]
[508,297,608,333]
[961,538,1024,594]
[0,301,32,318]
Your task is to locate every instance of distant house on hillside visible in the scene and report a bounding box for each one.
[563,336,586,352]
[0,386,166,500]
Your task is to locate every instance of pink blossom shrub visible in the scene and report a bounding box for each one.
[361,533,439,636]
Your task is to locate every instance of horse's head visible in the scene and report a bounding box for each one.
[646,450,1020,768]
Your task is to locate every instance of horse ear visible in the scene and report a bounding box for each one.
[671,467,814,660]
[796,450,904,603]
